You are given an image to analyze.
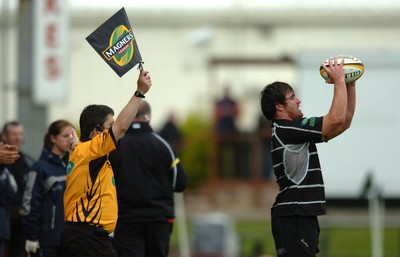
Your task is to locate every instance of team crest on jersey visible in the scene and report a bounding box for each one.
[66,161,74,175]
[301,117,316,127]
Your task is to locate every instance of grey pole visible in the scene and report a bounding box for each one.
[0,0,10,123]
[17,0,47,159]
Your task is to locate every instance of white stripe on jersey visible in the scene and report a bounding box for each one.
[273,123,323,135]
[278,184,324,194]
[308,168,321,172]
[273,200,326,207]
[271,146,284,152]
[273,164,321,172]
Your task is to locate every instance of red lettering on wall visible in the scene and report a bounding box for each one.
[45,56,60,80]
[45,0,58,13]
[46,24,57,48]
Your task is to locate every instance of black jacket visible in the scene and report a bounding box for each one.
[5,152,35,220]
[109,122,188,222]
[0,167,17,239]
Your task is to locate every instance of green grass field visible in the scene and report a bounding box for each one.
[170,220,400,257]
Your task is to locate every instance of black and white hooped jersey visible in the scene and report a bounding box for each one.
[270,117,327,217]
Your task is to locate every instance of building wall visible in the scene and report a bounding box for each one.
[47,8,400,132]
[1,5,400,153]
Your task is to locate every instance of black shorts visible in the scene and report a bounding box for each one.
[59,222,117,257]
[112,220,173,257]
[271,215,320,257]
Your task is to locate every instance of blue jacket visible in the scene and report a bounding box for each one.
[0,166,17,239]
[22,149,68,247]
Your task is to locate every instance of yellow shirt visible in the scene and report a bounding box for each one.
[64,129,117,233]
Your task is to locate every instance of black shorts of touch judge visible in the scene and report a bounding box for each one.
[59,222,117,257]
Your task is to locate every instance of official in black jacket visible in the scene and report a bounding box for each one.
[109,100,188,257]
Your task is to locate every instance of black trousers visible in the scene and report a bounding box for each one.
[8,218,25,257]
[112,221,173,257]
[59,222,116,257]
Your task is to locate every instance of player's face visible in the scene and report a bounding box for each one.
[283,92,303,120]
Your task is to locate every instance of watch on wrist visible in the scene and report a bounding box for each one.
[134,91,145,98]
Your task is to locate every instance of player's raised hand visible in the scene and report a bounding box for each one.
[322,57,345,84]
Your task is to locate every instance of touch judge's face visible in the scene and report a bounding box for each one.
[100,114,115,131]
[92,114,115,139]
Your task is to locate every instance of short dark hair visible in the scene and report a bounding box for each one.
[136,100,151,119]
[260,81,294,120]
[79,105,114,142]
[44,120,74,150]
[2,121,21,135]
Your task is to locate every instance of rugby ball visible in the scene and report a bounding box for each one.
[319,55,364,83]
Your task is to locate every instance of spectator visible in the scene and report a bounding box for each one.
[22,120,77,257]
[110,100,188,257]
[214,85,239,134]
[2,121,35,257]
[0,158,18,257]
[213,86,240,177]
[158,111,184,155]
